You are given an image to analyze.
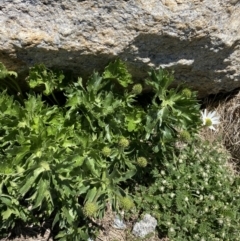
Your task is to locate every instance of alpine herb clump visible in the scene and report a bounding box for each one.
[133,140,240,240]
[0,61,239,241]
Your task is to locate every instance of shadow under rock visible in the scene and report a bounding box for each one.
[4,32,240,98]
[120,33,240,96]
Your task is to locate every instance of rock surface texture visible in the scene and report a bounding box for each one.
[132,214,158,238]
[0,0,240,97]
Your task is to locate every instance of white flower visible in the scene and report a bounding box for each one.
[201,109,220,131]
[170,193,175,198]
[218,219,224,225]
[160,186,165,192]
[209,195,215,200]
[169,227,175,232]
[161,170,166,175]
[162,180,167,185]
[202,172,208,178]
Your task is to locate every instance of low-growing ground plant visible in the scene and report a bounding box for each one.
[0,60,239,241]
[133,140,240,240]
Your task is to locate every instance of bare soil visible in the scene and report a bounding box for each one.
[0,208,167,241]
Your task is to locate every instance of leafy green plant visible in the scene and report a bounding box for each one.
[26,64,66,105]
[134,140,240,241]
[103,59,133,87]
[0,63,23,103]
[0,60,239,241]
[0,60,141,239]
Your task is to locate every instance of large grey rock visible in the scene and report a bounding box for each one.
[0,0,240,97]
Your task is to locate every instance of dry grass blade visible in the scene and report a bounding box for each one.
[201,89,240,173]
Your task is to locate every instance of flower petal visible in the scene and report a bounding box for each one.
[209,126,216,131]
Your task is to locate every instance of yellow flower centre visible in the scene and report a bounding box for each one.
[205,118,212,127]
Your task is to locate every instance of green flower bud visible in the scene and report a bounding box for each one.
[132,84,143,95]
[118,137,129,148]
[119,196,134,211]
[137,157,148,167]
[179,130,191,142]
[102,146,111,156]
[83,202,98,217]
[181,88,192,98]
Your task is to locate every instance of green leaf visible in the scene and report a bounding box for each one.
[32,179,48,209]
[118,169,137,182]
[84,113,96,131]
[77,185,90,196]
[85,187,98,203]
[26,64,64,95]
[19,176,36,197]
[162,126,174,141]
[0,62,17,79]
[144,195,156,203]
[157,107,169,126]
[0,195,13,206]
[125,108,143,132]
[62,207,75,224]
[84,158,98,177]
[87,72,108,94]
[104,125,112,142]
[127,120,136,132]
[13,145,30,164]
[103,59,133,87]
[65,94,80,109]
[71,155,85,167]
[2,208,13,220]
[152,145,160,153]
[52,211,60,228]
[19,167,45,196]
